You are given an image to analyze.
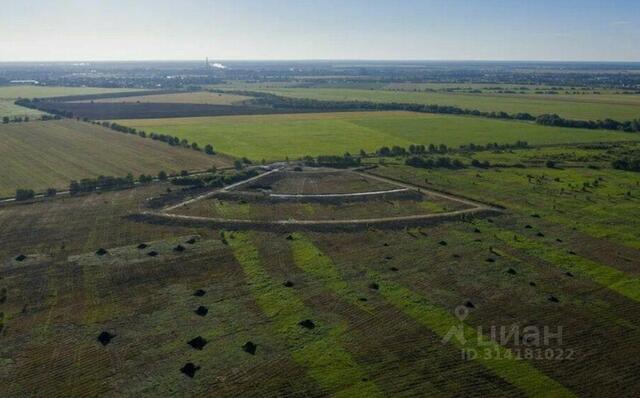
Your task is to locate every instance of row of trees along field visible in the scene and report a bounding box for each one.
[2,114,62,124]
[12,165,270,201]
[99,121,216,154]
[12,169,190,201]
[371,140,530,157]
[170,168,258,188]
[302,155,362,168]
[612,157,640,172]
[219,90,640,133]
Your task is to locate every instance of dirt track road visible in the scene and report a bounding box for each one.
[148,167,503,228]
[163,167,283,212]
[355,171,501,211]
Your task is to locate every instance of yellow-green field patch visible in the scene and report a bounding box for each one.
[228,232,382,397]
[118,111,639,161]
[0,119,229,196]
[368,270,575,397]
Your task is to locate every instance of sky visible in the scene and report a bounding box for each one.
[0,0,638,62]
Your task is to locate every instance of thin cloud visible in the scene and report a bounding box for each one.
[552,32,573,38]
[611,20,631,26]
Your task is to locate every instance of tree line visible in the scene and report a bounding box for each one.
[69,174,137,194]
[371,140,529,158]
[2,114,62,124]
[11,163,269,201]
[302,154,362,168]
[171,169,259,188]
[536,114,640,133]
[404,156,528,171]
[13,170,176,200]
[98,122,216,155]
[612,157,640,172]
[405,156,466,170]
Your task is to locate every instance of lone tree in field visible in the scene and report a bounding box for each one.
[204,144,215,155]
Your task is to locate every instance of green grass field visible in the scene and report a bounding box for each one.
[84,91,251,105]
[118,111,639,161]
[214,85,640,121]
[368,145,640,250]
[0,119,229,196]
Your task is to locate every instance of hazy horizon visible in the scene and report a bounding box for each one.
[2,59,640,64]
[1,0,638,63]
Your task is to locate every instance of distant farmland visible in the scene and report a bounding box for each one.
[0,85,146,99]
[82,91,251,105]
[215,85,640,121]
[0,85,149,119]
[34,102,298,120]
[0,119,230,196]
[118,111,640,161]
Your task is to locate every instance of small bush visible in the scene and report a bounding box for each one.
[180,363,200,378]
[242,341,257,355]
[15,189,35,201]
[298,319,316,329]
[97,331,116,346]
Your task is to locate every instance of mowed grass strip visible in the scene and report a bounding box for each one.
[118,111,639,161]
[485,223,640,302]
[0,120,228,196]
[367,270,575,397]
[290,233,572,397]
[227,232,382,397]
[289,233,372,313]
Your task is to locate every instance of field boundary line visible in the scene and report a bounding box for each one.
[360,169,506,210]
[268,187,410,199]
[135,165,505,230]
[162,167,283,212]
